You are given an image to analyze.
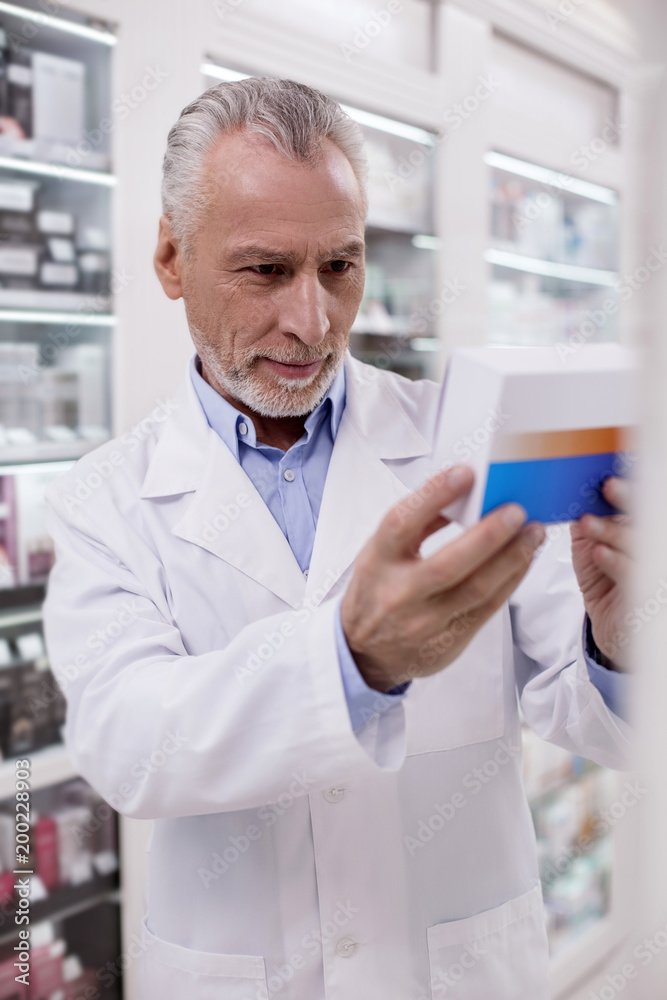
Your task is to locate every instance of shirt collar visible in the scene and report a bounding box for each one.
[189,352,346,458]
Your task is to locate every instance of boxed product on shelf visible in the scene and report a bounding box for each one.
[0,179,37,214]
[58,344,108,433]
[31,52,85,148]
[78,252,110,295]
[0,473,15,586]
[31,921,66,999]
[0,777,119,903]
[0,210,37,242]
[0,663,65,760]
[39,261,79,289]
[5,44,32,141]
[0,244,41,289]
[36,210,75,237]
[13,470,58,584]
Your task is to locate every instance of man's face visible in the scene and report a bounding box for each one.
[174,130,366,418]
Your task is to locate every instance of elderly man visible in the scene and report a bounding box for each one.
[43,78,632,1000]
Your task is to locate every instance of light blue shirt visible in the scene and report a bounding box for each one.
[189,353,628,726]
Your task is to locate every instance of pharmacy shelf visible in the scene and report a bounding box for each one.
[485,249,618,286]
[0,155,115,187]
[551,914,627,998]
[0,290,112,312]
[0,439,105,466]
[527,763,600,809]
[485,152,617,206]
[0,876,119,947]
[0,1,116,46]
[0,744,75,800]
[0,310,115,326]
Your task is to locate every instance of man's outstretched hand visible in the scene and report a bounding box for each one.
[341,465,546,692]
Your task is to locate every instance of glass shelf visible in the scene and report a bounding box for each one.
[486,151,620,347]
[0,153,115,184]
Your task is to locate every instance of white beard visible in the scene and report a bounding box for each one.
[192,329,345,418]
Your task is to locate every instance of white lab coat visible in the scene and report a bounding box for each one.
[42,351,633,1000]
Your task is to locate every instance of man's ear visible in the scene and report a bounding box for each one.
[154,214,185,300]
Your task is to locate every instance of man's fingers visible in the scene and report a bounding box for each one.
[578,514,631,557]
[417,503,532,595]
[592,544,631,588]
[602,475,632,513]
[417,557,541,677]
[429,521,544,613]
[378,465,474,559]
[456,561,539,635]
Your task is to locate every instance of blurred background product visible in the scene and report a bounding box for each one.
[0,777,120,999]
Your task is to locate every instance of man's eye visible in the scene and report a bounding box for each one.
[251,264,282,275]
[327,260,350,273]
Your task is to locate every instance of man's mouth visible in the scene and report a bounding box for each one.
[261,357,324,379]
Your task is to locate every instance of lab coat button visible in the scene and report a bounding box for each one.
[283,469,295,482]
[335,936,358,958]
[323,786,344,803]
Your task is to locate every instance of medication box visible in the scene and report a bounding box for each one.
[432,344,638,526]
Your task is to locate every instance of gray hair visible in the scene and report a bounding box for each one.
[161,76,369,257]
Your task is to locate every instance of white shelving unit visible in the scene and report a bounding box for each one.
[0,0,125,992]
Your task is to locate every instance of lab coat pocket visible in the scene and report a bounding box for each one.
[138,919,268,1000]
[426,883,550,999]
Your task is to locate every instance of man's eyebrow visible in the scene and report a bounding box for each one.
[226,241,365,266]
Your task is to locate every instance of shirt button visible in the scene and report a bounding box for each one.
[283,469,295,482]
[335,937,358,958]
[303,569,309,579]
[238,422,248,435]
[323,786,344,803]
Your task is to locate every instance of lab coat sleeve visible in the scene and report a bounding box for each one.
[42,501,405,821]
[509,529,635,772]
[334,601,410,729]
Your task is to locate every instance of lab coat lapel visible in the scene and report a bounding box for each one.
[304,355,433,607]
[140,368,307,609]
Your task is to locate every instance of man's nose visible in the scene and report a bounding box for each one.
[276,272,330,345]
